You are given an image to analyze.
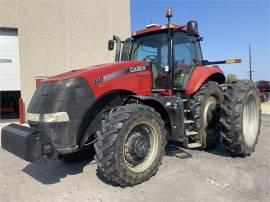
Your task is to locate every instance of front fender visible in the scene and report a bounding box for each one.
[185,66,225,95]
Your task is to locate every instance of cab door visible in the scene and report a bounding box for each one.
[173,32,201,89]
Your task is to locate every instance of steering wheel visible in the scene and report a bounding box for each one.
[144,55,157,61]
[144,55,159,67]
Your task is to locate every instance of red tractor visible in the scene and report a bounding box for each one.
[1,9,261,187]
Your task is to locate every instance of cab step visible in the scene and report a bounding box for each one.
[186,142,202,149]
[185,131,198,136]
[184,119,194,124]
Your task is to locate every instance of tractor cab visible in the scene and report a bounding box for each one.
[109,12,202,92]
[109,18,201,96]
[108,9,240,95]
[129,24,202,91]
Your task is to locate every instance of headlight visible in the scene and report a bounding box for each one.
[26,112,69,123]
[26,113,40,122]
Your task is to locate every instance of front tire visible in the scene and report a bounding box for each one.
[220,80,261,157]
[94,104,166,187]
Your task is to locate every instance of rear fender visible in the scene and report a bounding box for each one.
[185,66,225,95]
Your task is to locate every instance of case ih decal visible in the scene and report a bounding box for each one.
[130,65,146,72]
[93,65,148,85]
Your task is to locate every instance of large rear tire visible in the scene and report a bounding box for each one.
[220,80,261,157]
[94,104,166,187]
[190,81,224,149]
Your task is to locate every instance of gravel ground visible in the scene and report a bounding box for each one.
[0,116,269,202]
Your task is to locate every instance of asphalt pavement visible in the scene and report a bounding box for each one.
[0,116,269,202]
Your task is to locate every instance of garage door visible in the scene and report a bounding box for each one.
[0,29,20,91]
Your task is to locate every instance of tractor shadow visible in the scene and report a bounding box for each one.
[22,156,95,185]
[206,143,232,157]
[22,141,230,185]
[165,141,193,159]
[165,140,232,158]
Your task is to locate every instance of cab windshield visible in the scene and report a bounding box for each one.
[130,32,169,88]
[129,31,201,89]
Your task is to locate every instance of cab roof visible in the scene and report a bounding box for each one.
[132,24,188,37]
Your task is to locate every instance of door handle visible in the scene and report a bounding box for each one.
[0,59,12,63]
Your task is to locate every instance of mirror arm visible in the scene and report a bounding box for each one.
[113,35,121,62]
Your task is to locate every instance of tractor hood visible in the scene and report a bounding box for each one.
[44,61,150,84]
[42,60,152,98]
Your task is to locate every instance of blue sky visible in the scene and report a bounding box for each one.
[131,0,270,81]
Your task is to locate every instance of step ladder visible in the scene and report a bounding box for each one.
[182,98,202,149]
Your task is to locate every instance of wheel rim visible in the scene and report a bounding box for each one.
[124,122,159,173]
[203,96,220,130]
[243,93,259,146]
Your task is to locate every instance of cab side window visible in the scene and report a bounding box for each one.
[173,32,196,88]
[174,40,194,69]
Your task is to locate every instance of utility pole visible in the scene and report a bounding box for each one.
[248,43,254,81]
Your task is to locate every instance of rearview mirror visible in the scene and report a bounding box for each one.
[108,39,114,50]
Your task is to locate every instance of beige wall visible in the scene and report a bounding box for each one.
[0,0,18,28]
[0,0,130,109]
